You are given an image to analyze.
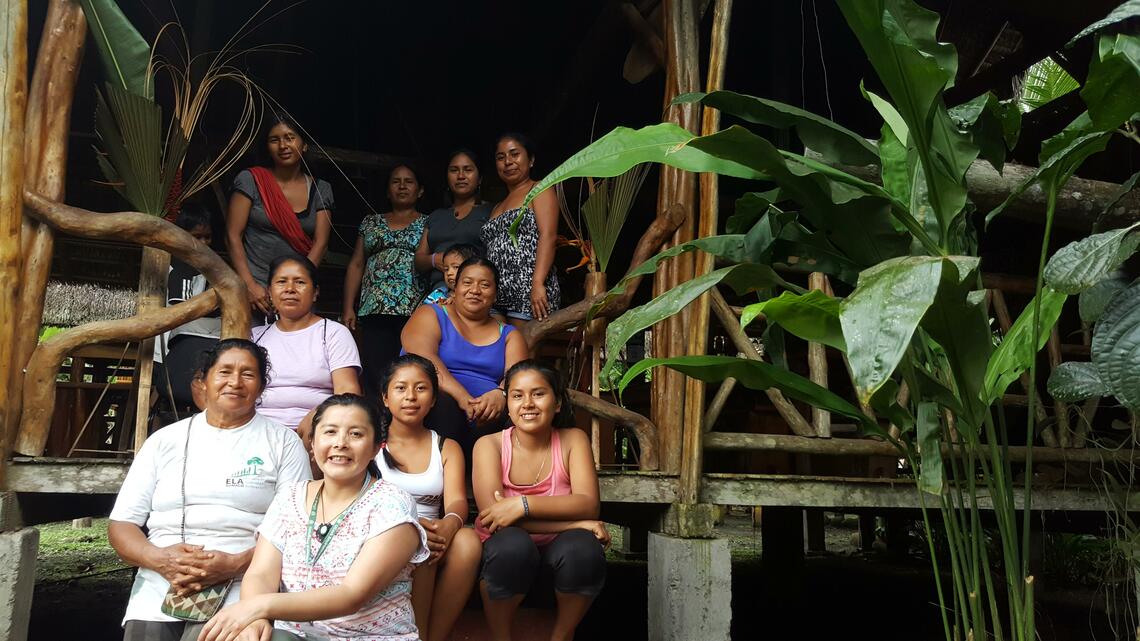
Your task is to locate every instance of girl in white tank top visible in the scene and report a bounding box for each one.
[377,354,483,641]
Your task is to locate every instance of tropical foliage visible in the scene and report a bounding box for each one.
[524,1,1140,639]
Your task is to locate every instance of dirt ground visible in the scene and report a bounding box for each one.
[28,514,1129,641]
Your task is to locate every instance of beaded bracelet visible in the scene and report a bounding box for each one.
[521,495,530,517]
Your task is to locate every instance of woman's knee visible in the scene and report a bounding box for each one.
[547,529,607,596]
[445,526,483,568]
[481,527,539,599]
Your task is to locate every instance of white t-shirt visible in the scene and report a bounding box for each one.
[252,319,361,429]
[110,412,312,624]
[259,480,428,640]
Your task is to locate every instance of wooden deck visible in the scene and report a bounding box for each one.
[8,459,1137,514]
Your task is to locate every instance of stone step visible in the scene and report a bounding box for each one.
[446,608,555,641]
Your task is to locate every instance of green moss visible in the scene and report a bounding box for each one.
[35,518,128,583]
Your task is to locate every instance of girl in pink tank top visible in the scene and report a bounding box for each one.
[472,360,610,641]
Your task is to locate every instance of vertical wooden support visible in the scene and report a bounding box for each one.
[679,0,732,505]
[133,247,170,451]
[1046,327,1071,448]
[651,0,701,475]
[807,273,831,438]
[0,0,28,487]
[4,0,86,453]
[584,271,607,469]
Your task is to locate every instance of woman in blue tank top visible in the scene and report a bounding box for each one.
[401,257,530,458]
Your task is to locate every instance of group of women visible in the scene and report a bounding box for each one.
[112,116,603,641]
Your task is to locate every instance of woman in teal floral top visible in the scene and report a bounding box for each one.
[344,164,428,396]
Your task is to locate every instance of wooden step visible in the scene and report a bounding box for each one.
[446,608,555,641]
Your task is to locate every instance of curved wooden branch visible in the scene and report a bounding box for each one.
[15,291,219,455]
[6,0,86,451]
[568,389,658,471]
[521,202,685,346]
[23,191,251,338]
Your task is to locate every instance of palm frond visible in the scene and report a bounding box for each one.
[1018,57,1080,113]
[583,164,650,273]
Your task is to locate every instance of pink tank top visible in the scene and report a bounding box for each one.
[476,427,572,545]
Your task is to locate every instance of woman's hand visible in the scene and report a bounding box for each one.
[530,282,549,321]
[235,620,273,641]
[478,491,526,534]
[169,549,241,596]
[468,389,505,426]
[576,520,612,549]
[198,595,269,641]
[144,542,211,584]
[420,515,461,564]
[342,307,357,331]
[244,279,271,315]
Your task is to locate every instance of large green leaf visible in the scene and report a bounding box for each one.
[1046,362,1108,403]
[841,256,947,402]
[1091,281,1140,409]
[727,190,781,235]
[618,355,883,436]
[675,90,879,165]
[1082,33,1140,131]
[1069,0,1140,45]
[980,287,1068,405]
[916,402,943,495]
[78,0,153,99]
[599,263,790,388]
[862,83,909,146]
[523,123,762,208]
[1079,276,1128,323]
[878,123,911,204]
[740,290,846,351]
[920,259,990,427]
[949,92,1021,173]
[1098,169,1140,228]
[1043,222,1140,294]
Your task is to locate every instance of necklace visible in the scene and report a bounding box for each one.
[306,474,372,565]
[514,431,550,486]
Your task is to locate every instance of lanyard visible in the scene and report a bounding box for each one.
[305,474,372,566]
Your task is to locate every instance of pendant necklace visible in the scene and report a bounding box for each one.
[514,431,550,485]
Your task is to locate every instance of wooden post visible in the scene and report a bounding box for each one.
[679,0,732,505]
[132,247,170,451]
[651,0,701,475]
[0,0,28,487]
[5,0,85,453]
[584,271,607,469]
[807,273,831,438]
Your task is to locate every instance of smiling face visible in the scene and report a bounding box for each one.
[506,369,560,434]
[494,137,533,187]
[382,364,436,427]
[388,166,423,209]
[203,348,263,420]
[454,263,496,317]
[312,405,380,481]
[268,260,317,320]
[266,122,306,169]
[447,153,480,200]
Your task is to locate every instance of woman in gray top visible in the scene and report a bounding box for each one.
[226,115,334,315]
[415,149,492,290]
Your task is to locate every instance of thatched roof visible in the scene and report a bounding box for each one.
[41,281,136,327]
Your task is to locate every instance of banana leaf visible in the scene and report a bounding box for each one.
[78,0,153,99]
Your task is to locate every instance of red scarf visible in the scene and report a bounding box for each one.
[248,166,314,255]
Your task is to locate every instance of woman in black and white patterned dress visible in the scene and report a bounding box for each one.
[482,132,560,327]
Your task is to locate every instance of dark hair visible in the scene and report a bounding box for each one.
[496,132,534,158]
[175,203,211,233]
[442,243,481,263]
[388,162,421,185]
[377,354,440,469]
[195,338,271,391]
[268,254,320,285]
[503,359,575,428]
[454,256,500,290]
[311,393,385,478]
[263,113,307,146]
[448,148,481,170]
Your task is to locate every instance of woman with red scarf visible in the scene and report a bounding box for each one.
[226,116,334,314]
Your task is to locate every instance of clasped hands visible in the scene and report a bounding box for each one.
[464,388,504,426]
[150,542,238,596]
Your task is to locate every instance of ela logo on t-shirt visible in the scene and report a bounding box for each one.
[226,456,266,488]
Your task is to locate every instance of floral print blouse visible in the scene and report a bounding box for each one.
[356,214,427,317]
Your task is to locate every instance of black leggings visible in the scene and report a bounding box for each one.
[357,313,409,397]
[480,527,606,600]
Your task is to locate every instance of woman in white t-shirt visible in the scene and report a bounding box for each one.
[252,255,362,435]
[109,339,313,641]
[199,394,429,641]
[375,354,481,641]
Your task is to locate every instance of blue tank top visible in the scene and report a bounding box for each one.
[430,303,513,397]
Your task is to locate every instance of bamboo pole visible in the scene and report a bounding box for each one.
[651,0,701,475]
[584,271,607,469]
[807,272,831,438]
[0,0,28,487]
[1046,327,1072,448]
[5,0,85,453]
[679,0,731,505]
[132,247,169,451]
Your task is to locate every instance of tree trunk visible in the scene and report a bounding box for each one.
[130,246,170,452]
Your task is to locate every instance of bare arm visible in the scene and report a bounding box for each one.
[472,434,504,515]
[109,520,252,594]
[307,209,332,266]
[237,535,283,600]
[201,524,421,641]
[421,438,470,563]
[225,192,270,314]
[530,188,559,319]
[342,236,365,331]
[400,305,472,405]
[413,225,436,274]
[331,367,362,395]
[503,330,530,375]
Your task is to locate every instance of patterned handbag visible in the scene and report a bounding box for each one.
[159,416,234,622]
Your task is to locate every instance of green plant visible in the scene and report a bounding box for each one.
[522,2,1140,639]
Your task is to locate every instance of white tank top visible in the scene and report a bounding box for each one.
[376,430,445,520]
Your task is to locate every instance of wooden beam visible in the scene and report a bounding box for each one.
[6,0,86,455]
[679,0,732,506]
[0,0,28,489]
[807,273,831,438]
[804,149,1140,232]
[8,458,130,494]
[568,389,659,471]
